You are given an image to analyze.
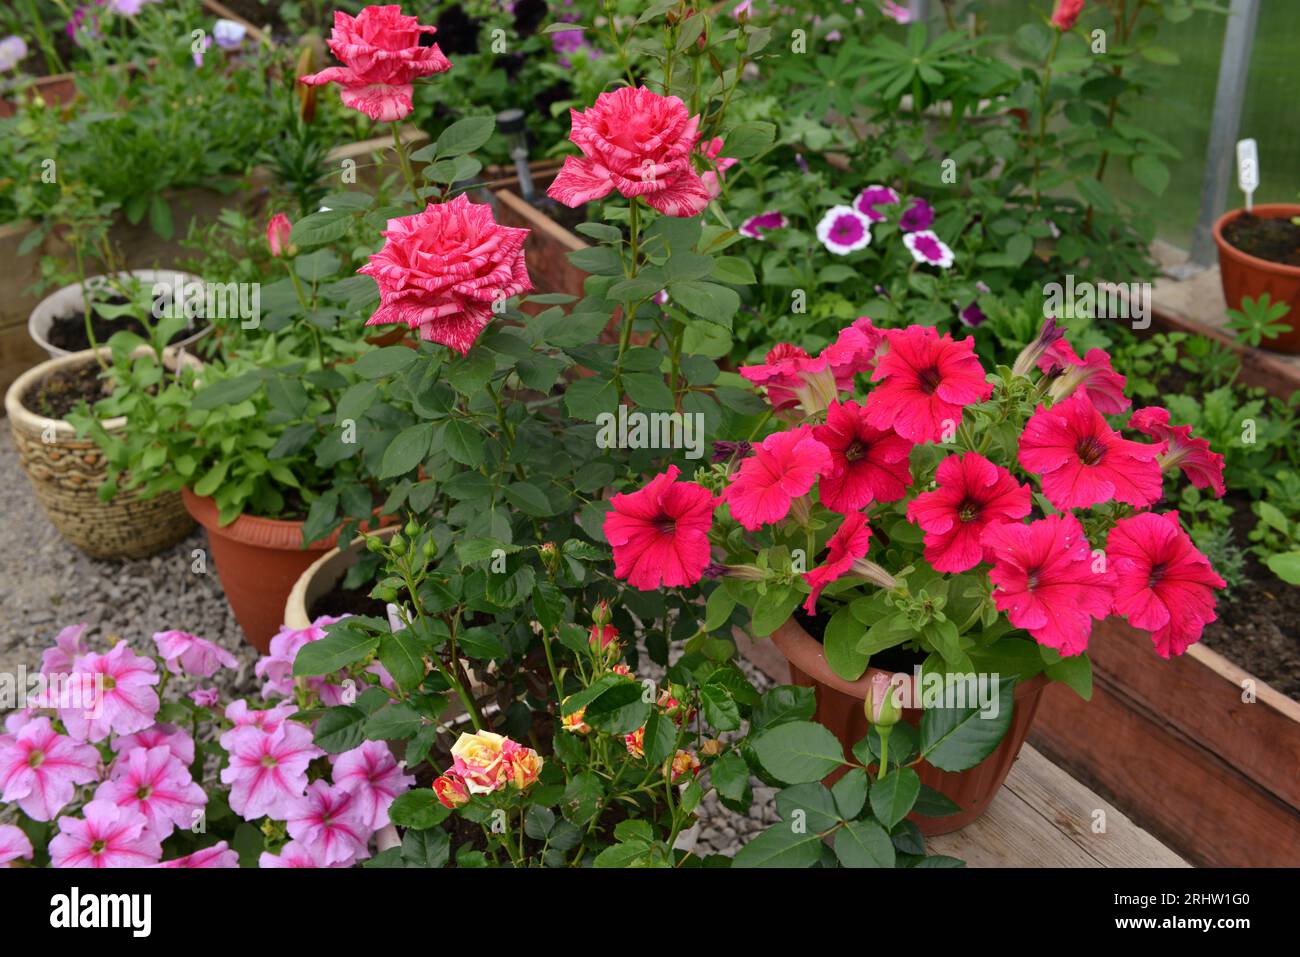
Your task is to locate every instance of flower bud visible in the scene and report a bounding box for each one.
[700,738,724,757]
[365,534,385,553]
[865,672,903,727]
[266,213,294,258]
[589,622,620,652]
[433,772,470,809]
[591,599,612,627]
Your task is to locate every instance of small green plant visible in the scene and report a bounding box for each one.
[1225,293,1293,348]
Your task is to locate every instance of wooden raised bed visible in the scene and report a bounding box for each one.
[1032,270,1300,865]
[491,171,591,303]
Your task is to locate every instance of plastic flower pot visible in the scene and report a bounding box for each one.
[28,270,212,360]
[5,347,199,559]
[1212,203,1300,355]
[771,615,1050,836]
[182,488,391,653]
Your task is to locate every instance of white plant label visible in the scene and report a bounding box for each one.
[1236,138,1259,212]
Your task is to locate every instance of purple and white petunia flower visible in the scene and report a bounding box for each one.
[816,205,873,255]
[0,36,28,73]
[899,197,935,233]
[853,185,900,222]
[213,19,247,50]
[739,210,787,240]
[903,230,955,269]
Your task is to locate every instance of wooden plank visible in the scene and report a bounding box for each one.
[928,746,1185,867]
[1003,746,1189,868]
[1032,677,1300,867]
[1086,619,1300,813]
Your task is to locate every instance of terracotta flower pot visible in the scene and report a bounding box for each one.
[183,488,382,653]
[5,347,199,559]
[1213,203,1300,355]
[771,616,1050,836]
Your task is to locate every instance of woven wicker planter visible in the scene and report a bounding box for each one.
[5,348,197,559]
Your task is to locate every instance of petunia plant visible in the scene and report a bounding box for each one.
[599,315,1229,860]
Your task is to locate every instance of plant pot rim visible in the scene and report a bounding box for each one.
[284,525,401,630]
[181,487,335,552]
[4,346,202,438]
[1212,203,1300,278]
[28,270,213,360]
[770,615,1049,705]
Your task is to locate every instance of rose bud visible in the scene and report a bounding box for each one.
[502,740,544,790]
[589,622,620,652]
[266,213,294,258]
[591,599,612,627]
[670,750,701,781]
[865,672,903,728]
[433,772,470,809]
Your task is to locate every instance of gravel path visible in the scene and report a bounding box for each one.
[0,427,258,699]
[0,425,771,856]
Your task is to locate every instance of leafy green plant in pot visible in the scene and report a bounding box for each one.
[599,314,1233,843]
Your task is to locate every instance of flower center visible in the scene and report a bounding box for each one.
[917,367,942,394]
[1148,562,1167,588]
[136,786,153,801]
[261,754,279,769]
[844,440,868,462]
[90,840,107,855]
[957,500,980,523]
[102,675,117,690]
[1025,567,1041,590]
[1075,436,1107,466]
[27,749,44,769]
[656,516,677,536]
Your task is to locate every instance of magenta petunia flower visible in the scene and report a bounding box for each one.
[152,630,239,678]
[739,317,881,414]
[1107,511,1226,658]
[813,399,914,514]
[43,640,159,743]
[0,716,100,821]
[1038,340,1130,413]
[1129,406,1225,498]
[547,86,711,217]
[219,722,322,821]
[605,466,719,590]
[739,210,787,240]
[40,623,90,677]
[723,426,833,531]
[803,514,873,614]
[864,326,993,443]
[286,781,373,866]
[360,196,533,356]
[155,841,240,868]
[1018,394,1163,510]
[49,799,162,868]
[0,823,33,865]
[332,741,415,831]
[95,746,207,841]
[902,230,955,268]
[906,452,1032,573]
[853,185,900,222]
[981,514,1114,656]
[816,205,873,255]
[298,5,452,122]
[259,839,327,868]
[898,197,934,232]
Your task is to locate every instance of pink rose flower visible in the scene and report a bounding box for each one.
[95,746,207,841]
[155,841,240,868]
[152,629,239,678]
[433,772,470,809]
[49,799,163,868]
[299,5,451,122]
[547,86,711,217]
[359,195,533,355]
[0,716,101,821]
